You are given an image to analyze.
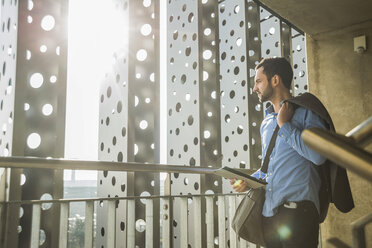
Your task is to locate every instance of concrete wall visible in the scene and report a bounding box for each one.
[306,20,372,247]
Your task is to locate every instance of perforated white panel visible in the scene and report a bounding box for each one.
[97,0,160,247]
[291,29,308,96]
[0,0,17,158]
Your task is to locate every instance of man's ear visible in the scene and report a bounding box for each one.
[271,75,280,87]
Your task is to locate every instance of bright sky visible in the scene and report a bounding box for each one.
[64,0,167,180]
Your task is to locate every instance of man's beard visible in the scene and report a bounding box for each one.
[258,83,273,102]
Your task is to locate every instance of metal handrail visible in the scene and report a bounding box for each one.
[346,116,372,147]
[0,156,220,174]
[0,192,244,205]
[301,116,372,183]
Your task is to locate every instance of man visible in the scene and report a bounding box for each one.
[231,57,327,248]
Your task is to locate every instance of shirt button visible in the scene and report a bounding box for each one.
[268,188,272,191]
[281,134,284,138]
[270,157,273,160]
[292,145,296,148]
[269,173,272,176]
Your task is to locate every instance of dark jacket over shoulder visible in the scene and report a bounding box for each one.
[285,93,354,221]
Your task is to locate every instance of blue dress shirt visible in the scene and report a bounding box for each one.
[252,105,327,217]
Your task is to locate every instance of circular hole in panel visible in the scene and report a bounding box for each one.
[140,24,152,36]
[117,101,123,113]
[136,49,147,61]
[184,177,189,185]
[107,86,112,97]
[40,193,53,210]
[236,38,242,47]
[204,130,211,139]
[211,91,216,99]
[214,180,219,186]
[17,225,22,233]
[101,227,105,236]
[194,182,199,190]
[140,191,151,204]
[203,50,212,60]
[19,207,24,218]
[112,176,116,186]
[121,183,126,192]
[182,4,187,11]
[207,112,212,117]
[188,13,194,23]
[30,73,44,88]
[189,157,196,166]
[27,133,41,149]
[173,30,178,40]
[204,28,211,36]
[143,0,151,7]
[27,15,33,23]
[41,15,55,31]
[194,137,198,145]
[185,46,191,56]
[150,73,155,82]
[20,174,26,185]
[26,50,31,60]
[175,102,181,112]
[135,96,139,106]
[296,44,302,51]
[118,152,123,162]
[40,45,47,53]
[39,229,46,245]
[42,104,53,116]
[50,75,57,83]
[187,115,194,125]
[225,114,230,123]
[120,222,125,231]
[140,120,148,129]
[181,74,186,84]
[234,5,240,14]
[269,27,275,35]
[24,103,30,111]
[122,127,126,137]
[203,71,209,81]
[145,98,151,103]
[237,125,243,134]
[134,144,138,155]
[299,71,305,77]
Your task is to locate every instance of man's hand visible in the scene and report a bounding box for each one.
[230,178,249,192]
[277,102,294,127]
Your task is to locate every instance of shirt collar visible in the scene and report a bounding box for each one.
[265,104,275,116]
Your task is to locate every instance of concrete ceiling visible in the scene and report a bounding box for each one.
[259,0,372,35]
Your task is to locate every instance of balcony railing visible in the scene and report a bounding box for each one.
[0,117,371,248]
[0,157,257,248]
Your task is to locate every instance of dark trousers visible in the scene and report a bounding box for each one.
[262,201,319,248]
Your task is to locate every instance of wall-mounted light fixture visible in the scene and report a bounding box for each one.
[354,35,367,54]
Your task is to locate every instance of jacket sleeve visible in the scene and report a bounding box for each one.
[278,108,328,165]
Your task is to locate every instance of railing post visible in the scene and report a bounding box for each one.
[193,196,202,248]
[127,199,135,247]
[106,200,116,248]
[161,197,172,248]
[59,202,69,248]
[218,195,226,247]
[84,201,94,248]
[206,196,214,248]
[180,197,188,247]
[229,195,238,248]
[146,199,154,248]
[30,204,41,248]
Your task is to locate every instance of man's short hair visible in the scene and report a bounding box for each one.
[255,57,293,90]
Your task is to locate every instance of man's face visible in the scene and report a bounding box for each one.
[253,67,273,102]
